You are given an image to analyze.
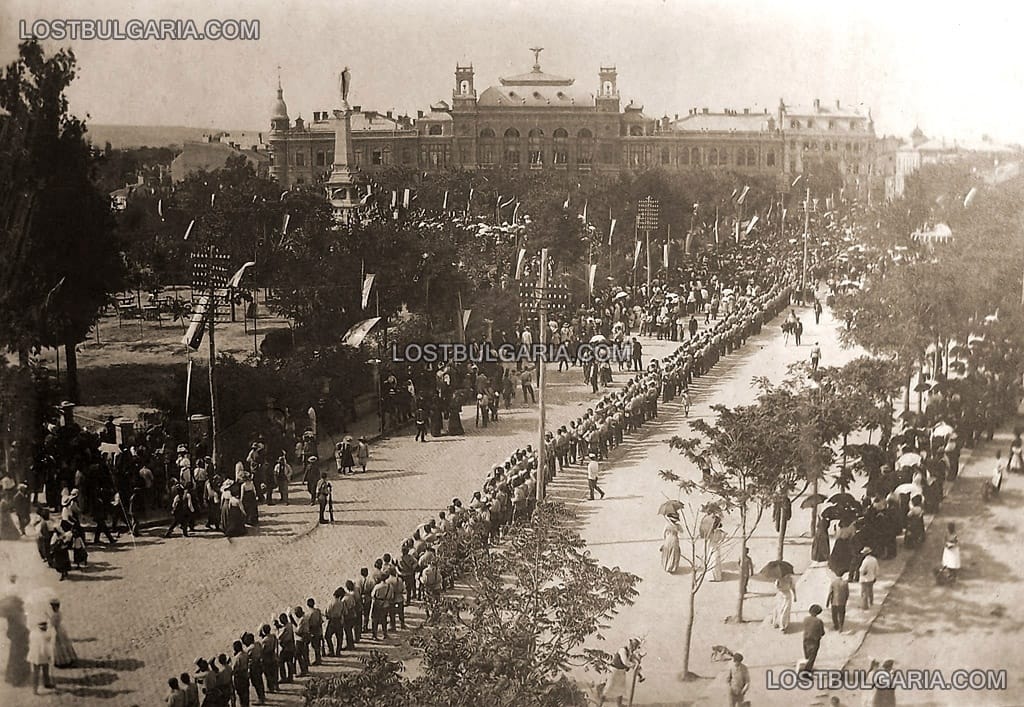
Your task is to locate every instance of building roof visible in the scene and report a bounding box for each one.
[478,82,594,108]
[170,141,268,181]
[783,102,868,121]
[499,68,574,86]
[271,84,289,120]
[669,112,771,132]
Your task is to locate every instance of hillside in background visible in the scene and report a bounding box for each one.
[86,124,265,150]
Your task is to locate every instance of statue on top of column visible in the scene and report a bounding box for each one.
[339,66,351,105]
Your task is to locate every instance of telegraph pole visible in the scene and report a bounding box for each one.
[536,248,549,503]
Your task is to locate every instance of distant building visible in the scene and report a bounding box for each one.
[267,50,878,198]
[170,134,271,182]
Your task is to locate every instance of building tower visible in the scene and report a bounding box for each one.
[325,67,362,223]
[269,76,290,182]
[453,64,476,110]
[596,66,619,113]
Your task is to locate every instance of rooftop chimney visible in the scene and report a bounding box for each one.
[744,108,750,114]
[702,107,709,114]
[352,105,361,113]
[813,98,821,111]
[835,99,841,109]
[386,110,393,119]
[417,109,424,118]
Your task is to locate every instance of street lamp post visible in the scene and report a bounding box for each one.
[798,188,817,305]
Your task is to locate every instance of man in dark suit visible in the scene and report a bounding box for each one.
[801,604,826,673]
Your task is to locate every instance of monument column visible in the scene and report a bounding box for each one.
[325,66,361,222]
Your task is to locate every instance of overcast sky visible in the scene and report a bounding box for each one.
[2,0,1022,144]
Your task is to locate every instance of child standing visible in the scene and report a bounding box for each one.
[28,620,55,694]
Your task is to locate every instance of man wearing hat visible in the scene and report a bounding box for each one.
[859,547,879,609]
[303,456,319,505]
[801,604,826,673]
[725,652,749,706]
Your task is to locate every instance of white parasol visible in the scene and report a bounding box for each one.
[895,452,922,469]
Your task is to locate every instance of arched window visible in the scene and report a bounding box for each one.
[503,128,521,166]
[459,80,469,94]
[766,150,776,167]
[553,128,568,165]
[480,127,496,138]
[629,125,644,137]
[660,147,671,165]
[691,147,701,165]
[679,147,690,165]
[746,148,757,166]
[577,128,593,166]
[428,124,443,136]
[528,128,544,166]
[707,148,719,166]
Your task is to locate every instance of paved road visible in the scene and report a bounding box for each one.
[2,326,687,705]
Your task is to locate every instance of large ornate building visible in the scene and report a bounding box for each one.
[268,51,879,197]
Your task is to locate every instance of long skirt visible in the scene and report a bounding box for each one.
[241,489,258,526]
[811,526,831,563]
[447,410,464,436]
[51,545,71,575]
[224,506,246,537]
[52,620,77,667]
[430,409,444,437]
[603,667,631,700]
[773,591,793,629]
[829,537,852,577]
[942,545,961,570]
[660,539,680,573]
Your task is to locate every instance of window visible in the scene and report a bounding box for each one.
[746,148,756,166]
[736,149,746,167]
[824,142,831,152]
[528,128,544,166]
[661,147,671,165]
[853,143,860,153]
[629,125,644,137]
[480,128,496,138]
[353,149,362,166]
[599,143,616,164]
[828,120,835,129]
[577,128,593,165]
[459,143,471,164]
[327,150,334,165]
[691,147,701,165]
[708,148,719,166]
[766,150,776,167]
[428,124,443,136]
[295,151,305,166]
[553,128,568,165]
[419,144,449,167]
[602,80,613,95]
[807,119,815,129]
[402,148,413,164]
[790,119,800,129]
[296,177,305,185]
[315,151,325,166]
[478,143,495,165]
[625,144,652,167]
[459,80,469,94]
[679,147,690,165]
[372,148,384,165]
[504,128,521,166]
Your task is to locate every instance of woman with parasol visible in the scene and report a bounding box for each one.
[657,501,684,573]
[771,569,797,631]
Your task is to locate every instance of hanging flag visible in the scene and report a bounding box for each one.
[210,193,216,207]
[252,194,259,204]
[512,201,521,223]
[158,199,164,220]
[182,296,210,351]
[782,208,788,221]
[663,243,669,268]
[684,230,694,255]
[714,208,720,245]
[608,219,616,246]
[282,213,291,235]
[964,187,978,208]
[280,190,289,201]
[730,188,738,200]
[737,186,750,205]
[467,187,474,210]
[734,221,740,243]
[403,188,411,209]
[185,359,193,414]
[588,264,597,294]
[499,196,516,209]
[392,209,400,221]
[633,241,643,269]
[563,193,570,210]
[791,175,802,188]
[227,262,256,289]
[361,274,376,310]
[766,201,774,221]
[359,190,372,206]
[443,190,449,210]
[515,248,527,280]
[582,200,588,224]
[341,317,382,348]
[391,191,398,209]
[184,219,195,241]
[462,309,472,330]
[744,214,759,236]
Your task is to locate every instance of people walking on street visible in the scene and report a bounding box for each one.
[859,547,879,608]
[941,522,961,583]
[801,604,826,673]
[826,571,849,631]
[28,620,54,695]
[315,472,334,524]
[813,298,822,324]
[810,342,821,372]
[165,485,193,538]
[725,652,750,707]
[520,366,536,404]
[660,512,681,573]
[599,637,644,707]
[587,455,606,500]
[772,571,797,630]
[48,599,77,668]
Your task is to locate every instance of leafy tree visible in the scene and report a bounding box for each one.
[0,40,126,400]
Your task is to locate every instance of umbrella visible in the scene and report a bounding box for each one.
[590,335,608,344]
[932,423,955,438]
[657,500,686,516]
[828,492,858,506]
[613,291,629,301]
[821,504,857,523]
[757,560,795,580]
[896,452,922,469]
[913,381,932,393]
[800,493,828,509]
[894,482,923,497]
[949,345,967,358]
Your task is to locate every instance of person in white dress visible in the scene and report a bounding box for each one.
[942,523,961,577]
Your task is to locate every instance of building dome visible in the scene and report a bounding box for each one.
[271,82,289,121]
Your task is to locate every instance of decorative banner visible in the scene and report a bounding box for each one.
[393,209,400,221]
[608,218,616,246]
[467,187,474,210]
[403,188,411,209]
[462,309,472,330]
[228,261,256,289]
[582,200,588,224]
[791,175,802,188]
[359,190,372,205]
[391,190,398,208]
[252,194,259,204]
[766,201,774,221]
[282,213,290,235]
[184,219,195,241]
[744,214,759,236]
[158,199,164,220]
[588,264,597,294]
[515,248,527,280]
[443,190,449,210]
[182,296,209,351]
[737,185,750,205]
[684,230,694,255]
[663,243,669,268]
[964,187,978,208]
[341,317,382,348]
[185,359,193,414]
[361,273,376,310]
[280,190,289,201]
[633,240,643,269]
[512,200,521,223]
[782,207,788,221]
[714,209,720,245]
[734,221,740,243]
[563,193,570,210]
[210,193,216,207]
[499,195,515,209]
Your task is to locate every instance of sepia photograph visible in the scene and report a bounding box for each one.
[1,1,1022,705]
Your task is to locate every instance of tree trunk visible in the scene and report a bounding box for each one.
[809,478,819,535]
[776,505,788,563]
[902,369,912,415]
[63,338,79,402]
[735,512,748,622]
[682,569,696,678]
